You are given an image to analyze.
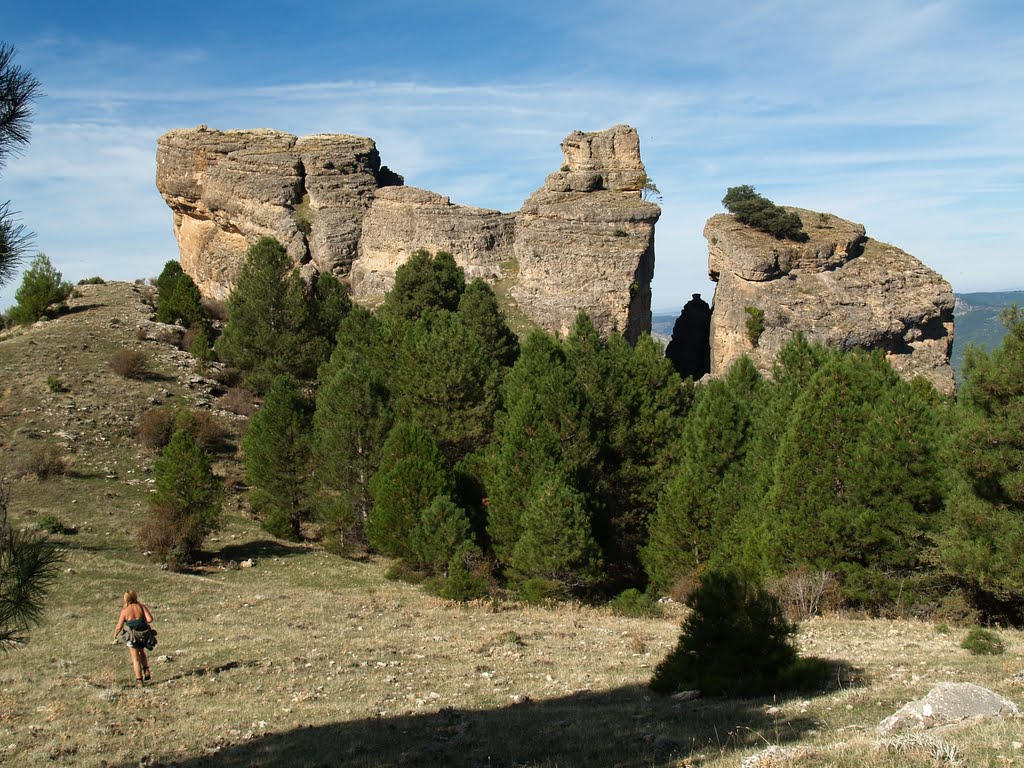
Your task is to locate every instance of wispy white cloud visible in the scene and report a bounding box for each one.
[3,1,1023,310]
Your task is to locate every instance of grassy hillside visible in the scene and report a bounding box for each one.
[1,283,1021,767]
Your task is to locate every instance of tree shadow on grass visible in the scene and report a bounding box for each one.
[216,539,308,562]
[131,682,827,768]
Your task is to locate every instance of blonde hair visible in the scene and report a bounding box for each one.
[123,590,138,606]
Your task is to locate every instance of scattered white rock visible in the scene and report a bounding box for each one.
[741,745,819,767]
[670,690,701,702]
[877,682,1021,735]
[240,559,255,568]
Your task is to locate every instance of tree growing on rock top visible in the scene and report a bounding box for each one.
[722,185,805,240]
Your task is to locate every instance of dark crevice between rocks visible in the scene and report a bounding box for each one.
[293,160,312,259]
[665,293,712,380]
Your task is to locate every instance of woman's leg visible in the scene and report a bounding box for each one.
[129,648,144,682]
[139,649,150,679]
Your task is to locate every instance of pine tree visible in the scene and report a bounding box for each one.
[313,357,393,550]
[748,351,942,605]
[380,249,465,322]
[8,253,72,325]
[156,268,205,328]
[367,422,451,561]
[243,375,312,540]
[643,376,751,593]
[216,237,293,392]
[938,307,1024,606]
[485,330,597,566]
[411,495,474,574]
[0,481,62,649]
[390,309,496,463]
[458,279,519,369]
[144,429,223,565]
[510,473,602,591]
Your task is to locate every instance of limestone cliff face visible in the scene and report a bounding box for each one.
[155,124,659,340]
[704,209,955,394]
[514,125,661,340]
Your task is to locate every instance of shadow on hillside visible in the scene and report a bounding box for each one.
[61,303,103,315]
[133,683,825,768]
[216,539,308,561]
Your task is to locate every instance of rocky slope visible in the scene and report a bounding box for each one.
[702,209,955,394]
[156,124,659,341]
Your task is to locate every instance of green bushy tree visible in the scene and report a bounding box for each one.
[938,307,1024,610]
[643,374,752,593]
[510,472,602,591]
[722,185,804,240]
[485,331,598,566]
[367,422,452,561]
[7,253,72,324]
[217,238,349,393]
[650,571,797,697]
[411,495,474,574]
[243,375,313,540]
[390,308,497,463]
[744,351,943,605]
[155,261,205,328]
[143,429,223,565]
[0,481,62,649]
[0,43,41,285]
[380,249,465,322]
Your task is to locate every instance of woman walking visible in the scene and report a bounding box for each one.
[112,590,155,686]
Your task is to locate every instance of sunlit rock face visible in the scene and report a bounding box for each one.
[156,124,660,341]
[703,208,955,395]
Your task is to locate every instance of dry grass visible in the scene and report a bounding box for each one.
[0,283,1021,768]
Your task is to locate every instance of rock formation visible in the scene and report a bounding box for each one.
[703,208,955,394]
[155,124,659,341]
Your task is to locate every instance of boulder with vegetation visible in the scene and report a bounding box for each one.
[704,205,955,394]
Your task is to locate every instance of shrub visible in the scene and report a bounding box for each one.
[769,568,842,621]
[77,276,104,285]
[109,349,150,379]
[744,306,765,348]
[176,409,231,454]
[45,375,67,393]
[518,577,566,605]
[15,444,67,479]
[960,627,1005,655]
[609,588,663,618]
[219,386,258,416]
[137,406,177,451]
[650,572,797,697]
[722,185,805,240]
[439,542,490,601]
[775,656,833,692]
[36,514,75,535]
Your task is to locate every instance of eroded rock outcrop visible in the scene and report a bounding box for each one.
[704,208,955,394]
[156,124,659,340]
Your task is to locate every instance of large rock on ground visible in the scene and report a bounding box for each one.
[155,124,659,340]
[877,682,1020,735]
[704,209,955,394]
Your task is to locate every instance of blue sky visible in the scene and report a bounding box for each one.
[2,0,1022,313]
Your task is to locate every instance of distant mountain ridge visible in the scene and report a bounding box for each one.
[654,289,1024,384]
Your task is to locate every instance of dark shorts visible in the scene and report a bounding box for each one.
[124,619,150,649]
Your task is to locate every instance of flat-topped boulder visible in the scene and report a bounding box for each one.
[703,208,955,394]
